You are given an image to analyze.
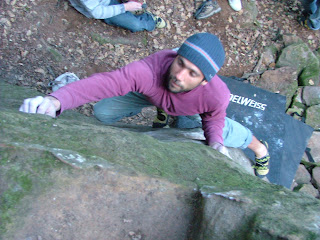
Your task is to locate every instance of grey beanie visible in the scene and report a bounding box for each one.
[177,32,225,81]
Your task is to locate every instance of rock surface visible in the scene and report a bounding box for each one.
[257,66,298,108]
[276,42,320,86]
[1,82,320,239]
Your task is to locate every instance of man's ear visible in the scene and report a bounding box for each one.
[201,80,208,86]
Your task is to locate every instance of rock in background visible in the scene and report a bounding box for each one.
[245,34,320,199]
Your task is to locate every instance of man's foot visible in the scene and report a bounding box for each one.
[253,141,270,177]
[146,11,166,29]
[228,0,242,11]
[194,0,221,20]
[298,15,312,29]
[154,15,166,28]
[152,108,169,128]
[298,15,319,30]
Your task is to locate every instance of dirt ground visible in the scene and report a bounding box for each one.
[1,0,320,125]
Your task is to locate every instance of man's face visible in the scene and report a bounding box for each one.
[167,55,208,93]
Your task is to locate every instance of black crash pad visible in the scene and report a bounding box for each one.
[220,76,314,188]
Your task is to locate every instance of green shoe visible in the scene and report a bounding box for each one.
[152,108,169,128]
[145,11,166,29]
[154,16,166,28]
[253,141,270,177]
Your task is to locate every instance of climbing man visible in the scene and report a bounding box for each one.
[19,32,270,176]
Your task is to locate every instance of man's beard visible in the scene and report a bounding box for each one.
[166,74,184,93]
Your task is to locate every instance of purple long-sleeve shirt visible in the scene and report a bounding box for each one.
[50,50,230,145]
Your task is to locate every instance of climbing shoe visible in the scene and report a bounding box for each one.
[253,141,270,177]
[194,0,221,19]
[154,16,166,28]
[152,108,169,128]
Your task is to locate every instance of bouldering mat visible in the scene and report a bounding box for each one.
[220,76,314,189]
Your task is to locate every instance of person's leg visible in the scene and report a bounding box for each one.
[223,117,269,176]
[302,0,318,13]
[174,115,202,128]
[300,0,320,30]
[247,136,268,158]
[222,117,268,157]
[105,11,156,32]
[93,92,153,124]
[222,117,252,149]
[308,0,320,29]
[103,0,155,32]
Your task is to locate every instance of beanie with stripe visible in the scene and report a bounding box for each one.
[177,33,225,81]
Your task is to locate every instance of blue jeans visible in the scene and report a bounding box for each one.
[104,0,155,32]
[93,92,253,149]
[302,0,320,30]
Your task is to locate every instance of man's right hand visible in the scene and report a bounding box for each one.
[19,96,61,118]
[210,142,231,159]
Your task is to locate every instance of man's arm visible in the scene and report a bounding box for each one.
[19,53,159,117]
[79,0,142,19]
[201,110,226,146]
[19,96,61,117]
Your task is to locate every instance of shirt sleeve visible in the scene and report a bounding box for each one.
[201,82,230,146]
[50,60,154,114]
[81,0,125,19]
[201,109,227,146]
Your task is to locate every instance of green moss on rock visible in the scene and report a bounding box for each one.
[276,43,320,86]
[0,145,70,235]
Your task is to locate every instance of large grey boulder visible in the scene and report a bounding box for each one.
[1,81,320,240]
[276,42,320,86]
[196,186,320,240]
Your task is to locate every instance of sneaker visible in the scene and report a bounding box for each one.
[194,0,221,20]
[154,16,166,28]
[253,141,270,177]
[152,108,169,128]
[298,15,320,30]
[145,11,167,29]
[48,72,80,92]
[298,15,311,29]
[228,0,242,11]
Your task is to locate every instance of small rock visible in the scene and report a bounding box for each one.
[35,68,46,74]
[0,18,11,28]
[305,105,320,130]
[312,167,320,189]
[294,164,311,184]
[7,11,15,18]
[303,86,320,106]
